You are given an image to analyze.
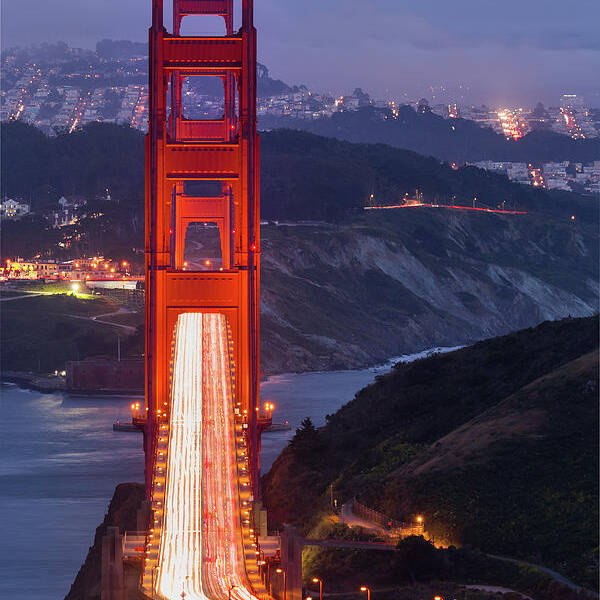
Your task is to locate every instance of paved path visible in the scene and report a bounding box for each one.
[66,311,137,333]
[488,554,598,596]
[340,501,386,535]
[89,307,138,333]
[0,293,43,302]
[465,585,532,598]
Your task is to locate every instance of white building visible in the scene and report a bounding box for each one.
[0,198,30,220]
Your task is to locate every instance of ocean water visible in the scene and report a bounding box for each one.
[0,388,145,600]
[0,345,459,600]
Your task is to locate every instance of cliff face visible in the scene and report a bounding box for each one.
[259,209,598,373]
[64,483,144,600]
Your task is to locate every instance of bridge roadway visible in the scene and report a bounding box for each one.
[148,313,264,600]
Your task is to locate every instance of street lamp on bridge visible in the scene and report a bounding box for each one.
[312,577,323,600]
[360,586,371,600]
[276,568,287,600]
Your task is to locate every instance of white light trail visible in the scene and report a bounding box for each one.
[153,313,259,600]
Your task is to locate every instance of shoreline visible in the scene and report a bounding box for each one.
[1,344,464,396]
[1,372,143,396]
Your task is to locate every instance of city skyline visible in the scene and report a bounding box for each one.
[2,0,600,106]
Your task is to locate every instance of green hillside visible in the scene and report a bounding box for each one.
[262,317,599,589]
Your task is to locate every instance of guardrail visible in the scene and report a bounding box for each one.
[351,497,424,537]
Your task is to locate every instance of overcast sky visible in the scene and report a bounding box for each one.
[2,0,599,106]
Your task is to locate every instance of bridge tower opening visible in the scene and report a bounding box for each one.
[143,0,261,597]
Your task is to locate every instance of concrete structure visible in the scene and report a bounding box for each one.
[276,524,406,600]
[66,357,144,392]
[101,527,125,600]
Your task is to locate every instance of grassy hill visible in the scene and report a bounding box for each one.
[262,316,599,589]
[0,293,143,373]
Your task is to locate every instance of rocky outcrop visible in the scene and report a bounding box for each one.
[64,483,145,600]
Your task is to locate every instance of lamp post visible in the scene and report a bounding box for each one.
[151,566,158,600]
[360,586,371,600]
[312,577,323,600]
[276,568,287,600]
[416,515,424,532]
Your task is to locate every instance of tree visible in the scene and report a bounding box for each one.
[289,417,324,465]
[392,535,441,583]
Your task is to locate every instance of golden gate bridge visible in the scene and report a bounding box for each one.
[141,1,264,598]
[103,3,419,598]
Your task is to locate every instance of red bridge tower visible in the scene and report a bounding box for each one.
[145,0,260,496]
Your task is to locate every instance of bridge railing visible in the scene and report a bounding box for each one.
[350,497,424,537]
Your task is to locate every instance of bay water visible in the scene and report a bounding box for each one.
[0,345,459,600]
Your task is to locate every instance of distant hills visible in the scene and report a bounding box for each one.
[2,122,597,375]
[2,121,597,226]
[263,317,599,590]
[260,105,600,164]
[96,39,294,98]
[95,39,147,59]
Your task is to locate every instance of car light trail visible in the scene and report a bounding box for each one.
[364,203,527,215]
[153,313,259,600]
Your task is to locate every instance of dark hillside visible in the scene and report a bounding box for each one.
[260,105,600,164]
[262,316,599,588]
[2,122,597,226]
[260,129,598,222]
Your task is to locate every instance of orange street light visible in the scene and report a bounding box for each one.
[276,568,287,600]
[312,577,323,600]
[417,515,423,524]
[360,587,370,600]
